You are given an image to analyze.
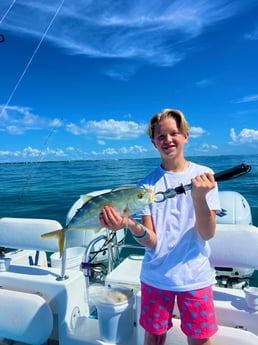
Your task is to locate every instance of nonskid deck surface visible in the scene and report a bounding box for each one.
[166,319,258,345]
[57,318,258,345]
[1,254,258,345]
[1,319,257,345]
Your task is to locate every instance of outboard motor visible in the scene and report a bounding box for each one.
[210,191,256,288]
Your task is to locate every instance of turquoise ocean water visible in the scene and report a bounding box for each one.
[0,155,258,227]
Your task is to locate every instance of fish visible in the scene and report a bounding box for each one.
[41,187,155,257]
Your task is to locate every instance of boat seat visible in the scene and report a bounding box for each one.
[209,223,258,269]
[0,217,61,252]
[165,318,258,345]
[0,289,53,344]
[211,191,258,270]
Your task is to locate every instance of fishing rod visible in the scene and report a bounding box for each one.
[155,163,251,202]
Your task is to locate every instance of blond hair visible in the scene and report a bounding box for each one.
[147,108,190,139]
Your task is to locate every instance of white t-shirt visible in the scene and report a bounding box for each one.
[137,162,221,291]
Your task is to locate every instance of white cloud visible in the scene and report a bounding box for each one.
[234,94,258,103]
[190,126,206,138]
[89,145,148,158]
[50,118,62,128]
[199,144,218,152]
[23,146,43,158]
[244,28,258,40]
[66,146,76,152]
[0,150,12,157]
[66,123,82,136]
[0,105,62,135]
[230,128,258,144]
[102,148,118,155]
[230,128,237,142]
[6,125,24,135]
[0,145,67,161]
[1,0,250,73]
[120,145,148,154]
[66,119,146,139]
[186,142,218,155]
[195,79,211,88]
[103,64,140,81]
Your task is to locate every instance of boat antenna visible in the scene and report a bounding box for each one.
[0,0,65,117]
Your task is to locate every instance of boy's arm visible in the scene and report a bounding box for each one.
[191,172,217,240]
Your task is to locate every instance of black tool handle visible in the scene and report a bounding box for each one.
[214,163,251,182]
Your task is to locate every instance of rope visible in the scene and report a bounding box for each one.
[0,0,65,117]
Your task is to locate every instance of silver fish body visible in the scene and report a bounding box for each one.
[41,187,155,256]
[68,187,154,230]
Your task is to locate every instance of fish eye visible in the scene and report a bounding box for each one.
[138,192,144,199]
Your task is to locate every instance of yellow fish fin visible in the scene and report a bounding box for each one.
[41,228,65,258]
[77,225,105,233]
[93,225,103,233]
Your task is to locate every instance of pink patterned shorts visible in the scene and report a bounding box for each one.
[139,281,218,338]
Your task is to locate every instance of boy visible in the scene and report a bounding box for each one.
[100,109,220,345]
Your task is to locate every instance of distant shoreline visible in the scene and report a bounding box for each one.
[0,153,256,165]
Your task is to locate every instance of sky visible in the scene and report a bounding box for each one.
[0,0,258,163]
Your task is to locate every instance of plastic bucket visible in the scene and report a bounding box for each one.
[94,286,134,343]
[0,257,11,272]
[50,246,85,270]
[244,286,258,311]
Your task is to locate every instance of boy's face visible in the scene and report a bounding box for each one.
[151,117,189,158]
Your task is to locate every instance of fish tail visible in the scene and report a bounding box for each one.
[41,229,66,258]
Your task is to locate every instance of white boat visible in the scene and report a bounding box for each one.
[0,189,258,345]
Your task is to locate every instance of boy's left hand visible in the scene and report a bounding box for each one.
[191,173,215,200]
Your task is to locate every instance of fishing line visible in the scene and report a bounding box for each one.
[7,0,65,212]
[16,119,62,211]
[1,0,65,213]
[0,0,65,117]
[0,0,17,42]
[0,0,17,25]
